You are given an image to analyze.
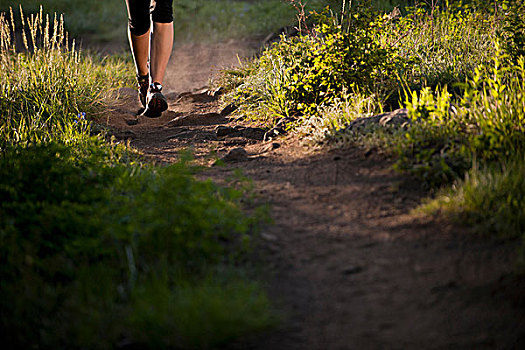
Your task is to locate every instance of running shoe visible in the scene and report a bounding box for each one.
[143,82,168,118]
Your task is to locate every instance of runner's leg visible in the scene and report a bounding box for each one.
[125,0,152,77]
[150,0,174,84]
[150,22,173,85]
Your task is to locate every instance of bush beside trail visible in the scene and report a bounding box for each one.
[0,9,275,349]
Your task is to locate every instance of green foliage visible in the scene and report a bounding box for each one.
[298,90,381,144]
[0,140,272,349]
[392,85,469,186]
[285,13,404,115]
[221,2,407,126]
[391,46,525,186]
[129,276,276,348]
[382,1,496,89]
[497,0,525,62]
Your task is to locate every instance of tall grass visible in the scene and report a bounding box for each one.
[419,156,525,239]
[382,1,496,89]
[0,6,132,149]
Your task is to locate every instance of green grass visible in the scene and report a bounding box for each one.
[0,142,275,348]
[0,7,132,148]
[0,8,276,348]
[173,0,297,41]
[419,156,525,241]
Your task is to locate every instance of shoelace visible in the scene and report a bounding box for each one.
[150,82,163,93]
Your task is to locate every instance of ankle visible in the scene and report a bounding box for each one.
[137,74,150,86]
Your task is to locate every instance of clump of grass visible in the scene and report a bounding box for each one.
[419,156,525,240]
[297,90,381,145]
[220,1,406,127]
[383,1,496,89]
[0,6,133,149]
[383,46,525,186]
[129,276,276,348]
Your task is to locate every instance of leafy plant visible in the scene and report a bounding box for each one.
[0,141,273,349]
[221,1,408,126]
[497,0,525,62]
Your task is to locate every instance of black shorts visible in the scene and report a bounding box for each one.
[126,0,173,36]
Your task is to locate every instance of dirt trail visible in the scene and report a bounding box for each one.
[102,42,525,349]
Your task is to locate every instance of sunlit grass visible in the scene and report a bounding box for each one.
[0,6,133,149]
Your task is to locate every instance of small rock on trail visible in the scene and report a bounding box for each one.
[220,147,249,163]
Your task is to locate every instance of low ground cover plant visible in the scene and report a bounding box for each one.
[0,8,275,348]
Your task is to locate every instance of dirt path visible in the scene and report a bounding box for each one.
[102,43,525,349]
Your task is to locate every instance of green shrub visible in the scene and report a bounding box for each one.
[221,2,407,126]
[284,13,404,116]
[389,46,525,186]
[497,0,525,62]
[381,1,496,89]
[129,276,276,348]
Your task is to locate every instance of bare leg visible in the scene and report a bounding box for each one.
[150,21,174,84]
[128,27,151,77]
